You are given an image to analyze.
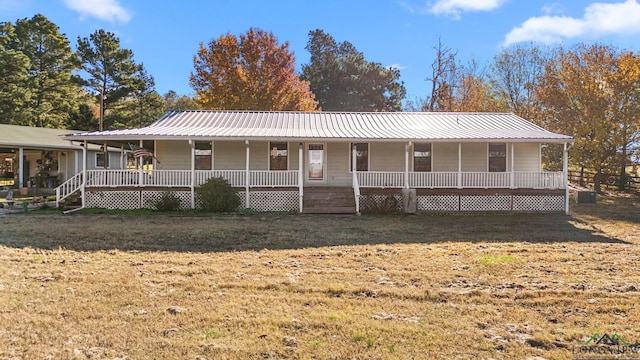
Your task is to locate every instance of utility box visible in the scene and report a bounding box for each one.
[577,191,597,203]
[402,188,417,214]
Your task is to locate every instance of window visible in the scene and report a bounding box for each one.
[350,143,369,171]
[96,153,109,168]
[269,142,288,170]
[489,143,506,172]
[195,141,212,170]
[413,143,432,172]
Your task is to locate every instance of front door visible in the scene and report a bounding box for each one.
[307,143,325,182]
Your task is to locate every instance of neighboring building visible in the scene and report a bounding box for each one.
[0,124,125,191]
[61,110,574,214]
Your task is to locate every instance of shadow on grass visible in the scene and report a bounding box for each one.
[0,208,631,253]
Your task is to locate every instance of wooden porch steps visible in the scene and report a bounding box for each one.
[303,187,356,214]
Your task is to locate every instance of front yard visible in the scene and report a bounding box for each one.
[0,195,638,359]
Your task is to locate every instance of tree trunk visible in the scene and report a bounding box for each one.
[579,166,585,187]
[593,171,602,194]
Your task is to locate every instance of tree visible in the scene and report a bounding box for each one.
[77,29,150,130]
[0,14,81,127]
[423,39,459,112]
[301,29,405,111]
[162,90,200,111]
[190,28,317,111]
[487,43,550,121]
[538,44,630,192]
[107,68,164,128]
[605,51,640,189]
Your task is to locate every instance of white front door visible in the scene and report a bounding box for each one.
[307,143,325,182]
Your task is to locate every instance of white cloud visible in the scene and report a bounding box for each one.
[428,0,508,18]
[503,0,640,46]
[63,0,132,23]
[389,64,407,71]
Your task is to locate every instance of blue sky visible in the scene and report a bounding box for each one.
[2,0,640,103]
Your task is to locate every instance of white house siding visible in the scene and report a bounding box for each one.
[432,143,458,171]
[157,140,191,170]
[370,142,405,171]
[288,142,300,171]
[249,141,268,170]
[514,143,540,171]
[326,142,351,186]
[213,141,245,170]
[461,143,487,172]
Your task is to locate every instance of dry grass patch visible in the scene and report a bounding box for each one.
[0,195,639,359]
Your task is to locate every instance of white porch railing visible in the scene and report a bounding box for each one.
[462,172,511,188]
[144,170,191,187]
[250,170,298,187]
[359,171,564,189]
[357,171,405,188]
[83,169,299,188]
[409,172,458,188]
[55,172,84,206]
[79,169,564,189]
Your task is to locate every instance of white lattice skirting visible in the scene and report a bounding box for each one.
[86,190,193,210]
[416,194,565,213]
[87,190,299,212]
[239,191,299,212]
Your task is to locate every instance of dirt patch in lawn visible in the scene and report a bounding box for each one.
[0,195,638,359]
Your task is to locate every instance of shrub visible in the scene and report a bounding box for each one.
[196,177,240,212]
[153,191,182,212]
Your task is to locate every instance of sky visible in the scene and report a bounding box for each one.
[2,0,640,103]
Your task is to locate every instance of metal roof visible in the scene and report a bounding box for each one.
[0,124,118,151]
[0,124,83,150]
[64,111,573,143]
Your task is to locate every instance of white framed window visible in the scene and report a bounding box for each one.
[413,143,432,172]
[349,143,369,171]
[96,153,109,168]
[195,141,212,170]
[269,142,288,170]
[489,143,506,172]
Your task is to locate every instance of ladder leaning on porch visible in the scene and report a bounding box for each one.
[55,172,83,209]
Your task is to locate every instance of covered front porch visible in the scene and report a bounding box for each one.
[56,140,570,214]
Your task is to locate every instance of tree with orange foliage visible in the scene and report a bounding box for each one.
[190,28,317,111]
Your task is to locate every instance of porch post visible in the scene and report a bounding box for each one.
[18,147,24,188]
[190,140,195,209]
[457,143,462,189]
[404,142,411,188]
[245,140,250,209]
[138,140,144,186]
[510,143,515,189]
[563,142,569,215]
[120,145,124,169]
[81,140,87,208]
[298,143,303,213]
[352,144,360,214]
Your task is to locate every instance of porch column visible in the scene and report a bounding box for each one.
[457,143,462,189]
[510,143,515,189]
[245,140,250,209]
[563,142,569,215]
[81,140,87,208]
[18,147,24,188]
[352,144,360,214]
[190,140,196,209]
[298,143,303,213]
[120,145,124,169]
[138,140,144,186]
[404,142,411,188]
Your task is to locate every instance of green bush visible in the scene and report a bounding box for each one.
[196,177,240,212]
[153,191,182,212]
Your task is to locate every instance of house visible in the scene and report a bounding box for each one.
[60,110,574,214]
[0,124,124,196]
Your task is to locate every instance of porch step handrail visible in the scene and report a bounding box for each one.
[55,172,84,207]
